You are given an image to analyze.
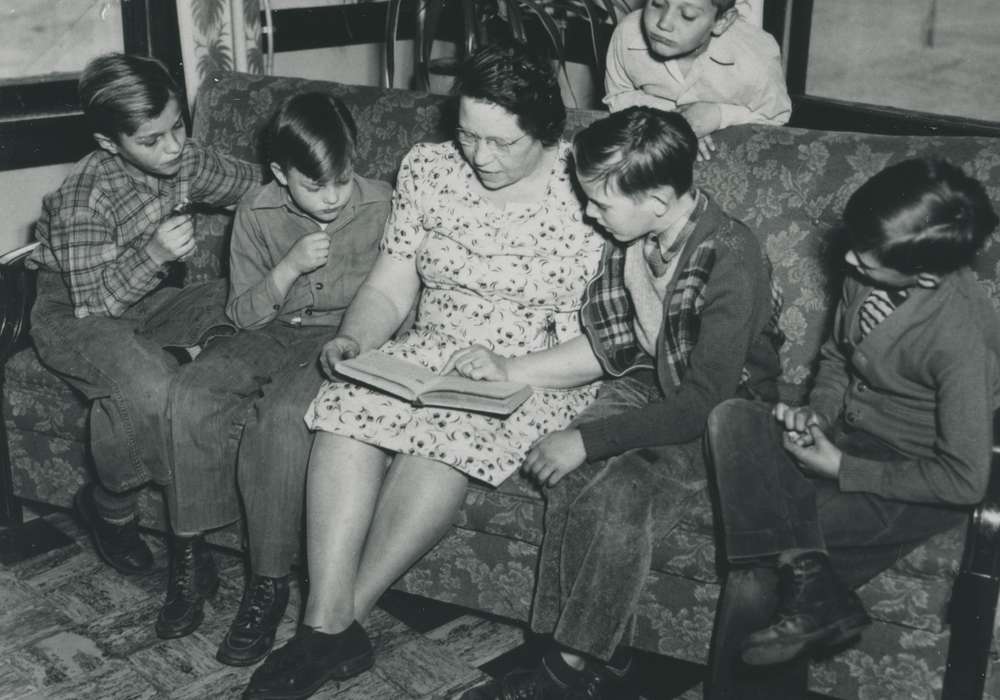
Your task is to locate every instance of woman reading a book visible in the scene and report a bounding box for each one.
[243,41,606,697]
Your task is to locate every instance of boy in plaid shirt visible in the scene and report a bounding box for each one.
[455,107,781,699]
[28,53,258,637]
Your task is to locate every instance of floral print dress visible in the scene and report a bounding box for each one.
[305,140,604,486]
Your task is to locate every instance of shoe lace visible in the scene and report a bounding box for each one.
[169,541,198,598]
[234,576,274,631]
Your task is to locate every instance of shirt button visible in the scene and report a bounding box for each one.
[845,410,860,424]
[272,304,280,311]
[856,382,868,393]
[304,308,313,316]
[315,282,324,290]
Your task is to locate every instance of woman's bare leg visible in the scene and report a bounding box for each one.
[352,454,469,621]
[302,432,389,633]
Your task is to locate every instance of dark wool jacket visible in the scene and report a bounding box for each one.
[578,195,782,460]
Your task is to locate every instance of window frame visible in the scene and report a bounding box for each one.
[0,0,187,172]
[762,0,1000,138]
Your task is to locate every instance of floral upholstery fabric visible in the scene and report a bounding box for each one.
[5,71,1000,700]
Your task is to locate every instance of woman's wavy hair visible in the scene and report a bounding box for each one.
[844,158,999,275]
[452,40,565,147]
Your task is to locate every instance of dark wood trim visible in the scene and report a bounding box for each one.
[0,77,79,118]
[262,1,614,68]
[0,115,93,172]
[789,95,1000,138]
[0,0,185,172]
[781,0,812,96]
[266,3,409,53]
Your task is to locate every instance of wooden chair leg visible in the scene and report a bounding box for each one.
[705,566,809,700]
[942,568,998,700]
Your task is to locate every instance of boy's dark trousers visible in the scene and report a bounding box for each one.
[703,398,967,698]
[529,373,707,662]
[167,323,332,561]
[30,272,204,526]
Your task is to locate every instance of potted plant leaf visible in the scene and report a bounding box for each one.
[383,0,633,97]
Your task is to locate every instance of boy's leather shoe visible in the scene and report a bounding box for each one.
[741,552,872,666]
[460,652,605,699]
[155,534,218,639]
[243,622,373,700]
[73,483,153,575]
[216,574,290,666]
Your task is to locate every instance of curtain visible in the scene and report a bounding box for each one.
[175,0,264,108]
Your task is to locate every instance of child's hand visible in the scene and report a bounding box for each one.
[522,429,586,487]
[772,402,828,447]
[285,232,331,275]
[319,335,361,379]
[696,135,716,161]
[782,423,843,480]
[147,215,195,265]
[441,345,510,381]
[677,103,722,138]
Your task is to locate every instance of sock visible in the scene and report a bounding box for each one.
[777,548,826,566]
[543,648,586,686]
[91,483,139,524]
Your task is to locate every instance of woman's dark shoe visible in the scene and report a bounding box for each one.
[216,574,290,666]
[155,534,219,639]
[741,552,872,666]
[460,651,605,699]
[73,483,153,575]
[243,622,373,700]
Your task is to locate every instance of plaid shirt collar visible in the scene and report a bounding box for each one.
[645,189,707,267]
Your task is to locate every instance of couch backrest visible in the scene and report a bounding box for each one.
[194,72,1000,400]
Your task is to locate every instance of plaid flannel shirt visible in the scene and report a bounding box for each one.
[581,203,783,393]
[29,141,258,318]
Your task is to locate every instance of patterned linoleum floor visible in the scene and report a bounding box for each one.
[0,508,707,700]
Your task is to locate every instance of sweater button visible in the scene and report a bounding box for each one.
[315,282,324,290]
[845,410,859,424]
[856,382,868,393]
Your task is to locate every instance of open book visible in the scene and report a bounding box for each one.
[0,241,40,266]
[335,350,532,416]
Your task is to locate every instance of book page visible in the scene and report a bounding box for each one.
[335,351,440,401]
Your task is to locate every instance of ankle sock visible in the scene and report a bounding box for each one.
[543,648,587,686]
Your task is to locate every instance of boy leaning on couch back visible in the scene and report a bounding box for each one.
[604,0,790,159]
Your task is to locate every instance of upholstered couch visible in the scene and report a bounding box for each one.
[3,72,1000,700]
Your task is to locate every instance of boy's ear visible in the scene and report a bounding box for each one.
[712,8,739,36]
[649,186,680,217]
[93,132,119,156]
[269,162,289,186]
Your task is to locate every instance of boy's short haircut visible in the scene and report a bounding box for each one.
[573,106,698,198]
[453,40,565,147]
[844,158,999,275]
[710,0,737,16]
[79,53,181,139]
[266,92,357,183]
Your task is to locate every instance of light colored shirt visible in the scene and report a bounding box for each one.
[604,11,791,129]
[624,190,704,354]
[226,176,392,330]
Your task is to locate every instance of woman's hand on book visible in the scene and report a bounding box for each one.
[522,429,586,487]
[441,345,510,382]
[320,335,362,379]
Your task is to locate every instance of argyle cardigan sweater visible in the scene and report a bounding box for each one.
[578,196,782,460]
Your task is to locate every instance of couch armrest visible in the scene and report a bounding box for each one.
[941,409,1000,700]
[0,262,37,363]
